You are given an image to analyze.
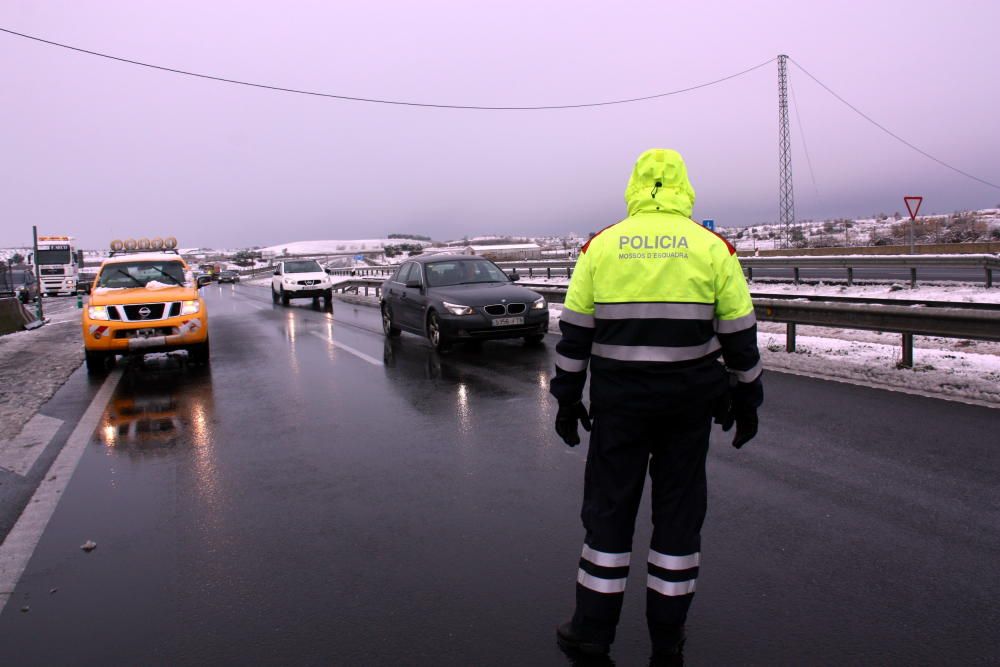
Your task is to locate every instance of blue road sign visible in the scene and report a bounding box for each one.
[354,254,364,261]
[701,219,715,231]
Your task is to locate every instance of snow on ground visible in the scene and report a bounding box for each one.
[0,298,84,441]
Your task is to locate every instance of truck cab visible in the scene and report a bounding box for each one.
[33,235,83,296]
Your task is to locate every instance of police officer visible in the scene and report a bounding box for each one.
[550,149,762,662]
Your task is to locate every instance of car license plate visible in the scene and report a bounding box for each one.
[491,316,524,327]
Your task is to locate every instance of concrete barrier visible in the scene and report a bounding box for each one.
[0,297,38,335]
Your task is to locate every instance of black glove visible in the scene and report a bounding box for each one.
[715,395,759,449]
[555,401,592,447]
[730,408,758,449]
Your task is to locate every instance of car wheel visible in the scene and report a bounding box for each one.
[524,334,545,345]
[85,350,109,375]
[382,303,401,337]
[272,286,280,303]
[427,311,450,351]
[281,288,290,306]
[189,339,211,365]
[323,289,333,309]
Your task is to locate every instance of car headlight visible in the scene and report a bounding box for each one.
[443,301,475,316]
[532,296,547,310]
[180,300,200,315]
[88,306,110,320]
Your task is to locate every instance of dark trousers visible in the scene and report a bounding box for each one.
[572,409,711,648]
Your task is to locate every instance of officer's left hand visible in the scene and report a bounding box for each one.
[731,408,758,449]
[555,401,591,446]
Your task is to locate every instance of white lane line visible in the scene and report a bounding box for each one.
[308,331,383,366]
[230,293,268,310]
[0,413,64,477]
[0,368,123,614]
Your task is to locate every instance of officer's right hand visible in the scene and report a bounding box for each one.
[555,401,591,447]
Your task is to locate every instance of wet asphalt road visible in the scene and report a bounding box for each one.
[0,284,997,666]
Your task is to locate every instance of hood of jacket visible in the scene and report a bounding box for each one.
[624,148,696,218]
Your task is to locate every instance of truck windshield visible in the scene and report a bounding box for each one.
[36,248,72,265]
[284,261,322,273]
[97,261,187,288]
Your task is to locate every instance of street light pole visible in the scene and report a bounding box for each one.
[32,225,44,321]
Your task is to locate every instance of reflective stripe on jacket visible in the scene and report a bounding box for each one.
[550,149,762,413]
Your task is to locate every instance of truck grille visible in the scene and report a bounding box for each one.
[121,303,166,320]
[40,268,64,275]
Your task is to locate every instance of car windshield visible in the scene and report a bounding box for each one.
[97,261,187,288]
[425,260,509,287]
[284,261,322,273]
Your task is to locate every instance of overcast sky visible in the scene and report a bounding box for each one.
[2,1,998,249]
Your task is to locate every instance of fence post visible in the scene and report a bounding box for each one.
[747,266,753,282]
[901,334,914,368]
[547,267,551,279]
[786,323,796,352]
[910,267,917,288]
[793,267,800,285]
[986,267,993,288]
[568,267,573,279]
[847,267,853,286]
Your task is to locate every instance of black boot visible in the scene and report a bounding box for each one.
[649,624,685,666]
[556,621,611,656]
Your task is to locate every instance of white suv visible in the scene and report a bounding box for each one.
[271,260,334,307]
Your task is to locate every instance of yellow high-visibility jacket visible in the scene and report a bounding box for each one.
[550,149,762,413]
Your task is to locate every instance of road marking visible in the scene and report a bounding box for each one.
[308,331,383,366]
[0,413,64,477]
[0,368,123,614]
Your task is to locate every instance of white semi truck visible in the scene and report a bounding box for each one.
[32,235,84,296]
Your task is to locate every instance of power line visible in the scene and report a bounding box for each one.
[790,57,1000,191]
[789,81,819,198]
[0,26,775,110]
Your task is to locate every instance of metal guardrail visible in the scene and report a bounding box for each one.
[754,298,1000,367]
[328,277,999,368]
[741,254,999,287]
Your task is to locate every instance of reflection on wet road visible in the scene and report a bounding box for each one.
[0,284,997,665]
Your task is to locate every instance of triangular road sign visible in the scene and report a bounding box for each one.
[904,196,923,221]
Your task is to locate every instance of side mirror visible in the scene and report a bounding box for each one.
[510,271,520,282]
[197,275,212,288]
[405,279,421,289]
[76,251,85,268]
[273,268,280,276]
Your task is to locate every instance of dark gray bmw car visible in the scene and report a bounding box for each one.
[380,255,549,350]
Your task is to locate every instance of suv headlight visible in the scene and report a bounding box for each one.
[88,306,110,320]
[180,300,200,315]
[443,301,475,316]
[532,296,547,310]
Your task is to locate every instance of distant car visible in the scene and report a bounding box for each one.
[380,255,548,351]
[17,270,40,304]
[77,269,98,294]
[271,259,333,307]
[217,270,240,284]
